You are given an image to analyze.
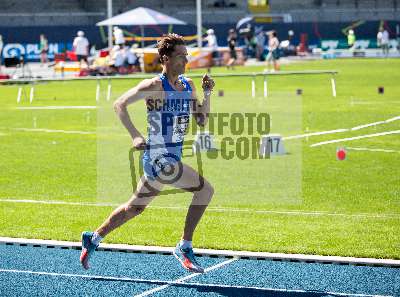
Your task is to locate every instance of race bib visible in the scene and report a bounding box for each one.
[172,114,189,143]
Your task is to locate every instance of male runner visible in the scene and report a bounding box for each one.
[80,33,215,273]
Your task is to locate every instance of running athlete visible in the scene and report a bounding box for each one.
[80,33,215,273]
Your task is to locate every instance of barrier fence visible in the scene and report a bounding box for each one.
[0,70,338,103]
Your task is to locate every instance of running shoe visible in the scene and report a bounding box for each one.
[173,243,204,273]
[80,231,98,270]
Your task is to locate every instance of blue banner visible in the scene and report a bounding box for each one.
[1,42,72,61]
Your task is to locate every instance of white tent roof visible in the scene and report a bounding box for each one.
[96,7,186,26]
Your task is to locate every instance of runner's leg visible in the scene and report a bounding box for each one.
[95,176,164,237]
[169,163,214,241]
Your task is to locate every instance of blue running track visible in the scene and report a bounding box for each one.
[0,243,399,296]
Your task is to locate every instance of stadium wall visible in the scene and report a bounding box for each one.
[1,21,399,61]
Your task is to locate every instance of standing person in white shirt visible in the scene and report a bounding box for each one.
[39,34,49,66]
[265,30,280,72]
[377,28,390,58]
[110,45,125,74]
[73,31,90,68]
[113,26,126,47]
[204,29,220,67]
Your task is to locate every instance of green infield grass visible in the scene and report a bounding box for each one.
[0,58,399,259]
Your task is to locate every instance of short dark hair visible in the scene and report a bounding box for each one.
[157,33,185,63]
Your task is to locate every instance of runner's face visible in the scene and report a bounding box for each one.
[168,45,188,74]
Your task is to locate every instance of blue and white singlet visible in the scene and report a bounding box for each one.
[142,73,192,180]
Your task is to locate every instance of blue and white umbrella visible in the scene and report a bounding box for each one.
[236,16,253,30]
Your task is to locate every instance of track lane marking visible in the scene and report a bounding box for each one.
[16,106,97,110]
[0,268,393,297]
[12,128,95,135]
[0,198,398,219]
[310,130,400,147]
[134,258,237,297]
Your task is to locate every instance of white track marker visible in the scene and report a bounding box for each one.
[0,199,398,219]
[263,77,268,98]
[310,130,400,147]
[12,128,95,135]
[346,147,400,153]
[17,87,22,103]
[16,106,97,110]
[331,76,337,97]
[0,268,393,297]
[29,85,35,103]
[134,258,237,297]
[251,77,256,98]
[96,80,101,102]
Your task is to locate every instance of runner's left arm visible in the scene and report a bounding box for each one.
[188,75,215,127]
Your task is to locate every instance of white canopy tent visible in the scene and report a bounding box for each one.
[97,7,187,48]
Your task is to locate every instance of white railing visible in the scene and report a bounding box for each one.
[0,70,339,103]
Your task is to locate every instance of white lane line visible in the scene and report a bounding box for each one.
[134,258,237,297]
[0,268,393,297]
[385,116,400,123]
[346,147,400,153]
[283,129,349,140]
[0,199,399,219]
[310,130,400,147]
[12,128,95,135]
[6,116,399,140]
[172,281,394,297]
[16,106,97,110]
[283,115,400,141]
[351,121,386,131]
[345,115,400,131]
[0,199,116,207]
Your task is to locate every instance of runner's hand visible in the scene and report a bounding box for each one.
[202,74,215,94]
[132,135,146,150]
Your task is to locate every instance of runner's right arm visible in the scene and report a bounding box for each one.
[113,78,160,149]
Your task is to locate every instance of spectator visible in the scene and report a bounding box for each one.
[73,31,90,68]
[347,29,356,51]
[265,30,280,72]
[205,29,220,66]
[39,34,49,66]
[377,27,390,58]
[109,45,125,74]
[239,23,254,59]
[125,44,141,72]
[113,26,125,47]
[280,30,297,57]
[255,28,266,61]
[226,29,237,69]
[288,30,294,42]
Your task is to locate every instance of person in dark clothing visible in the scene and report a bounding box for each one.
[227,29,237,69]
